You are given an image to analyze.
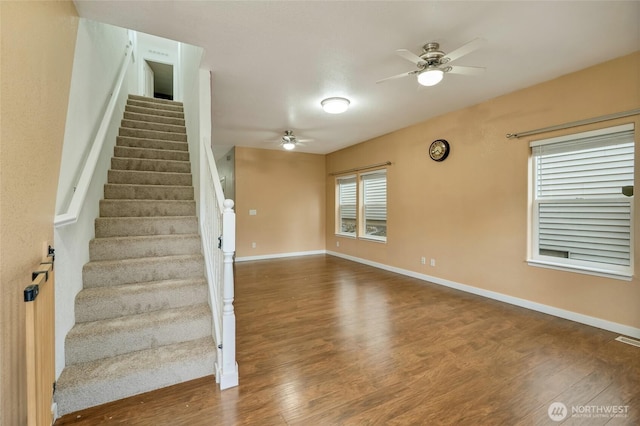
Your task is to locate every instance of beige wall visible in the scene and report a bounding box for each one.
[327,52,640,331]
[235,147,326,258]
[0,2,78,424]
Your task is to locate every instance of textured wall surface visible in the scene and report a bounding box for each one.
[0,1,78,424]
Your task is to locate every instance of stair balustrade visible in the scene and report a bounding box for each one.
[200,136,238,389]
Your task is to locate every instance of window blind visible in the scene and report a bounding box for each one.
[362,171,387,238]
[337,176,356,234]
[531,125,634,272]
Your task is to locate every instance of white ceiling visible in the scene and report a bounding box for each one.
[74,1,640,158]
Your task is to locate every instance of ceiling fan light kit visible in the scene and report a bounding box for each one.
[417,68,444,86]
[321,97,350,114]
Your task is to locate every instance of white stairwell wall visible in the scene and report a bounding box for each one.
[54,19,135,379]
[55,18,237,395]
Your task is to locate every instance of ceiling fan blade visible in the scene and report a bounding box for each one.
[396,49,425,65]
[376,70,418,84]
[443,38,486,63]
[447,65,486,75]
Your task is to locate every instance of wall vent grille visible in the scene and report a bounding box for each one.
[615,336,640,348]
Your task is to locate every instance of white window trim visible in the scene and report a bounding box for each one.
[335,168,388,243]
[527,123,635,280]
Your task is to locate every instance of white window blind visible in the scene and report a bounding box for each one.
[362,171,387,240]
[337,176,356,235]
[530,124,634,276]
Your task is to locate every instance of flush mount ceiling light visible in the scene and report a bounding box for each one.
[417,68,444,86]
[281,130,297,150]
[321,97,350,114]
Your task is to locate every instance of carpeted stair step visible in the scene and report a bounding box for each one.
[127,98,184,113]
[111,157,191,173]
[104,184,194,201]
[55,337,215,416]
[114,145,189,162]
[125,104,184,119]
[128,94,183,107]
[65,304,211,365]
[117,135,189,151]
[119,127,187,143]
[115,137,189,153]
[123,111,185,127]
[108,169,192,186]
[89,234,202,261]
[82,254,204,288]
[100,199,195,217]
[74,277,208,323]
[94,216,198,238]
[121,118,186,134]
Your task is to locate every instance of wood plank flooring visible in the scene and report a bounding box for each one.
[55,255,640,425]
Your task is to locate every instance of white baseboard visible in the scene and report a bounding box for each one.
[235,250,327,262]
[326,251,640,339]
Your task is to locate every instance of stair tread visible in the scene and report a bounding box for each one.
[112,156,191,164]
[75,277,208,319]
[91,233,200,243]
[67,304,211,339]
[85,253,203,267]
[105,183,194,189]
[56,337,215,415]
[57,337,213,386]
[77,277,207,299]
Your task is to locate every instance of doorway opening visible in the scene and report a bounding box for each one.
[143,60,174,100]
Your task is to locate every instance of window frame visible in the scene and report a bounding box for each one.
[360,170,387,242]
[336,175,357,238]
[335,168,388,243]
[528,123,635,280]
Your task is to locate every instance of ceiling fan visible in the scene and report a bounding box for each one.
[281,130,299,150]
[377,38,486,86]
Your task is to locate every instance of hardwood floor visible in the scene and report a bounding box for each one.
[55,255,639,425]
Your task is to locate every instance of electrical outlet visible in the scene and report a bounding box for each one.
[421,257,426,265]
[430,258,436,267]
[336,241,340,247]
[251,242,256,249]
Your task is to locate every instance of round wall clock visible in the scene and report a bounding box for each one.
[429,139,450,162]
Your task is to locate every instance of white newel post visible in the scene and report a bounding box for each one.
[220,199,238,389]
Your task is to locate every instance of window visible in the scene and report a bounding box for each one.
[362,171,387,240]
[336,169,387,241]
[337,176,356,236]
[529,123,634,279]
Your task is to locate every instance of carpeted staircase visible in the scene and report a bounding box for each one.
[55,95,215,416]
